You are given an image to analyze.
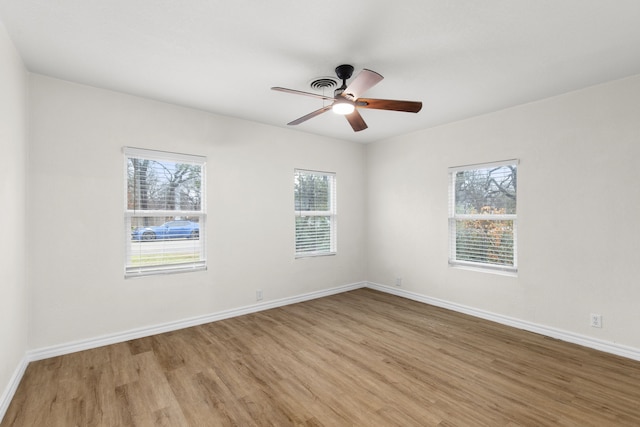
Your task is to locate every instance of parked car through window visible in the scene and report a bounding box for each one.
[131,220,200,241]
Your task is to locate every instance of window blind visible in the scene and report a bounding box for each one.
[124,147,206,277]
[294,169,337,257]
[448,160,518,273]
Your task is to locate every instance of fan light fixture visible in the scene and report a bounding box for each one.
[332,101,354,115]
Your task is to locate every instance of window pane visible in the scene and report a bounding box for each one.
[128,216,203,270]
[455,165,516,215]
[127,159,202,211]
[295,172,331,211]
[455,219,514,266]
[296,216,331,254]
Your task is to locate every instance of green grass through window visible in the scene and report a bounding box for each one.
[130,253,200,266]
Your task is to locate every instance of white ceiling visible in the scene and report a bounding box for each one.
[2,0,640,143]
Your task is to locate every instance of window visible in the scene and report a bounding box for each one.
[124,147,206,277]
[294,169,336,257]
[448,160,518,273]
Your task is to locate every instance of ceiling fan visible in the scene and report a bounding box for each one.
[272,64,422,132]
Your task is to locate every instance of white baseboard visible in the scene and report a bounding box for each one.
[27,281,366,362]
[23,280,640,362]
[366,281,640,362]
[0,355,28,423]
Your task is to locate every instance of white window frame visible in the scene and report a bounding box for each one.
[294,169,337,258]
[448,159,518,274]
[124,147,206,277]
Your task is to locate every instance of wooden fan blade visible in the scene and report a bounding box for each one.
[342,69,383,100]
[287,105,333,126]
[345,109,368,132]
[272,87,334,101]
[357,98,422,113]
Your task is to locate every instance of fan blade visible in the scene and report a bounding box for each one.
[287,105,333,126]
[342,69,383,100]
[272,87,334,101]
[357,98,422,113]
[345,109,368,132]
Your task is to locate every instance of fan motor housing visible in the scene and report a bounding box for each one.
[335,64,354,80]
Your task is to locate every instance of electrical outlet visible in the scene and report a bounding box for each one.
[590,313,602,328]
[395,277,402,287]
[256,289,263,301]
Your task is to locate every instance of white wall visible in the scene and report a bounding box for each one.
[17,60,640,359]
[28,75,366,349]
[0,20,29,412]
[367,74,640,349]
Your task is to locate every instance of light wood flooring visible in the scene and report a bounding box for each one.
[3,288,640,426]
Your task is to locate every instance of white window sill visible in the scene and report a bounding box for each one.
[449,263,518,277]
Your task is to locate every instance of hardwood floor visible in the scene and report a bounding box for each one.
[3,288,640,426]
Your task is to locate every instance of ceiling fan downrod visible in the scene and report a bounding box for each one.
[334,64,354,97]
